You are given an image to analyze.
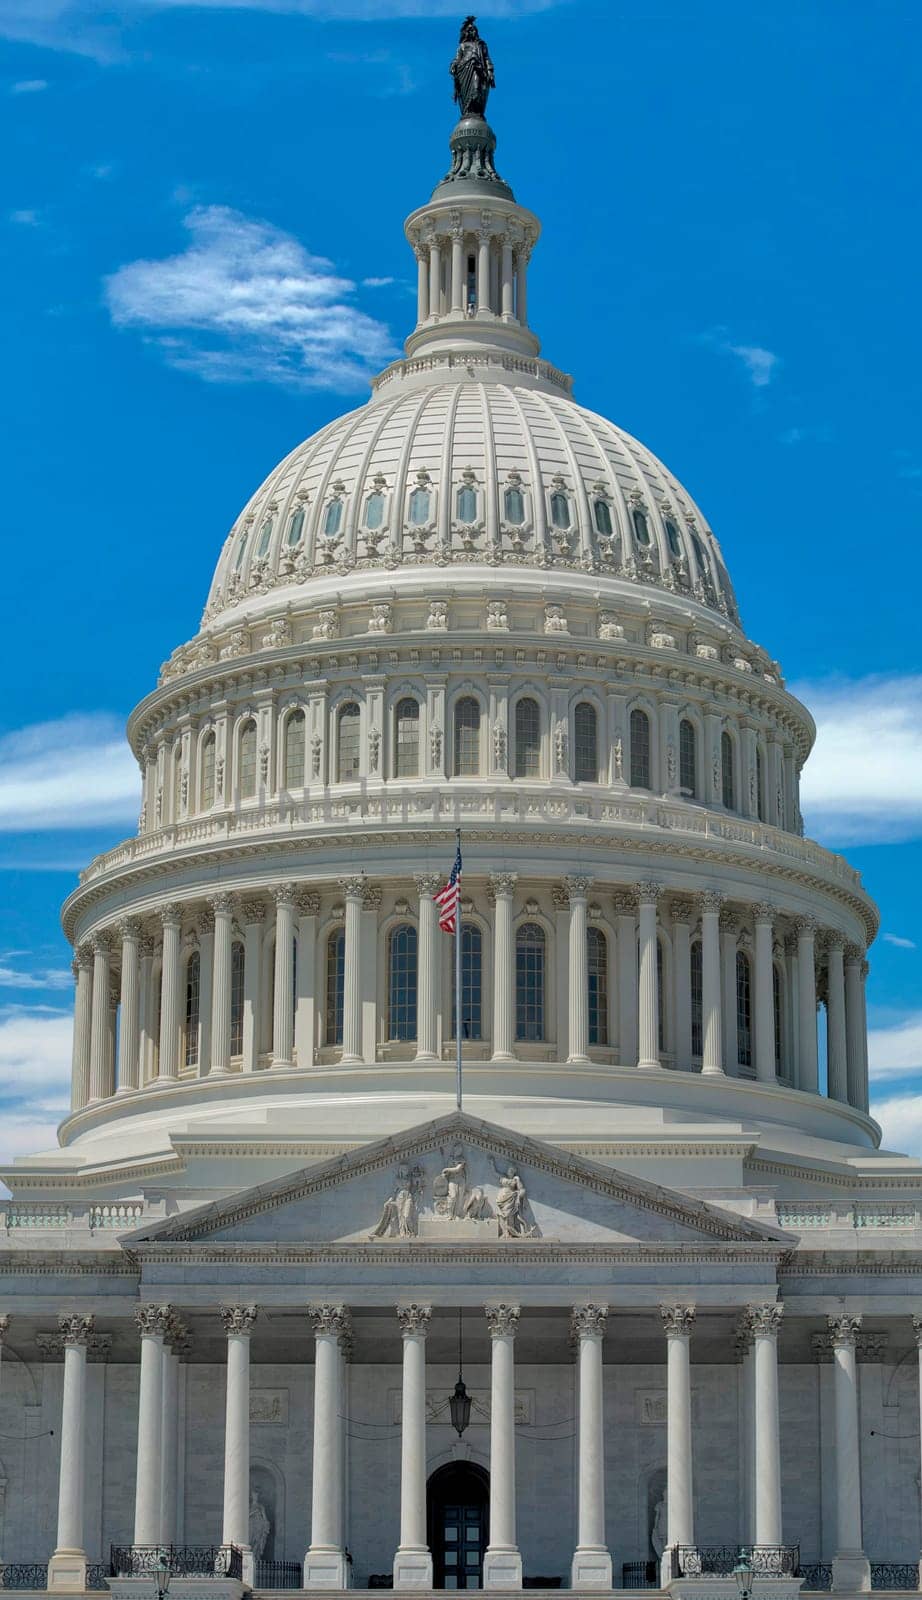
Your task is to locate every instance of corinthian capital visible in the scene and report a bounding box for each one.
[273,882,299,909]
[636,880,662,906]
[208,891,236,916]
[570,1304,608,1341]
[116,917,143,943]
[220,1304,258,1336]
[566,875,592,902]
[136,1303,174,1338]
[396,1303,432,1336]
[485,1304,520,1338]
[661,1304,696,1338]
[309,1303,349,1340]
[58,1313,95,1348]
[699,891,724,916]
[748,1303,783,1338]
[339,876,366,901]
[752,902,775,925]
[488,871,518,901]
[827,1312,862,1349]
[160,902,184,929]
[415,873,443,898]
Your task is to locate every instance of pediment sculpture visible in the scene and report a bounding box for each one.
[368,1144,538,1241]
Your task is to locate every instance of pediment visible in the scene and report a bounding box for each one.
[126,1113,790,1251]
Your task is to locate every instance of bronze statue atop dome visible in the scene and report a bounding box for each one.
[450,16,495,118]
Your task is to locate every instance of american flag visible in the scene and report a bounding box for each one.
[433,840,462,933]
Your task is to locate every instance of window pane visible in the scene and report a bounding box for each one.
[773,965,783,1070]
[200,733,215,809]
[665,518,682,557]
[690,941,703,1057]
[657,939,665,1053]
[633,508,650,545]
[326,930,345,1046]
[287,506,305,546]
[409,487,431,525]
[451,925,483,1040]
[456,485,477,523]
[550,491,570,529]
[692,532,710,575]
[395,698,420,778]
[736,951,752,1067]
[184,951,200,1069]
[756,747,765,822]
[255,517,273,558]
[233,530,248,571]
[388,925,418,1041]
[679,719,696,797]
[285,710,306,788]
[504,487,525,525]
[230,942,245,1056]
[365,491,385,529]
[587,927,608,1046]
[593,498,612,537]
[239,721,257,799]
[514,698,540,778]
[515,922,545,1041]
[323,499,343,537]
[454,697,480,776]
[574,702,598,783]
[338,703,361,782]
[721,731,735,809]
[630,709,651,789]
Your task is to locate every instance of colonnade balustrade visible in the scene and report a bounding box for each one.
[68,878,870,1116]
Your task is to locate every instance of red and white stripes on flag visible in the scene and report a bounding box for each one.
[433,841,463,933]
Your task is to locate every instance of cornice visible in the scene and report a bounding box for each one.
[0,1153,187,1193]
[745,1154,921,1191]
[0,1252,138,1276]
[128,1240,791,1268]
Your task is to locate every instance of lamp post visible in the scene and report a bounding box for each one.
[733,1551,754,1600]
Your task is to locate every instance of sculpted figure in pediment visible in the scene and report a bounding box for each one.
[369,1163,425,1239]
[434,1144,491,1220]
[492,1159,537,1238]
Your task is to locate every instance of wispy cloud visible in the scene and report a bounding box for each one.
[10,77,48,93]
[699,326,781,390]
[9,209,40,226]
[883,933,917,951]
[105,205,396,391]
[0,960,72,991]
[794,674,922,845]
[872,1090,922,1159]
[0,713,139,833]
[0,1007,72,1180]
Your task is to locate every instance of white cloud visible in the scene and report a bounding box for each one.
[105,205,397,391]
[0,1008,74,1180]
[10,77,48,92]
[794,674,922,845]
[362,276,395,288]
[883,933,917,951]
[871,1092,922,1159]
[9,209,40,226]
[727,343,779,388]
[0,713,139,832]
[868,1011,922,1084]
[0,961,72,990]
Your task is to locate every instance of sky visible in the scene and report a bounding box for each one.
[1,0,921,1169]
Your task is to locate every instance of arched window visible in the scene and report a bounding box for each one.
[388,925,418,1041]
[453,697,480,776]
[514,698,541,778]
[690,940,703,1059]
[721,731,735,810]
[515,922,545,1041]
[230,941,245,1057]
[456,484,477,524]
[409,486,431,525]
[630,708,651,789]
[773,964,783,1072]
[255,517,273,558]
[756,746,765,822]
[593,498,613,537]
[587,926,608,1046]
[679,719,696,798]
[452,925,483,1041]
[200,731,216,809]
[323,499,343,538]
[285,710,306,789]
[286,506,305,546]
[394,698,420,778]
[692,532,710,576]
[172,745,183,817]
[365,491,385,530]
[184,950,200,1070]
[233,529,248,572]
[504,486,525,525]
[550,490,570,529]
[239,720,257,800]
[574,702,598,783]
[325,929,345,1045]
[665,518,682,558]
[736,951,752,1068]
[632,508,650,546]
[337,703,361,782]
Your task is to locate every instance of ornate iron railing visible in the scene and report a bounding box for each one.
[110,1546,243,1580]
[0,1564,50,1590]
[253,1559,302,1590]
[671,1545,800,1580]
[871,1566,920,1591]
[87,1563,110,1590]
[621,1560,660,1589]
[797,1568,832,1592]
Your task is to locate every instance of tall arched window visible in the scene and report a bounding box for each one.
[574,702,598,783]
[692,532,710,577]
[255,517,273,558]
[388,925,418,1041]
[632,508,651,546]
[173,745,182,818]
[456,484,477,523]
[721,730,735,810]
[285,710,306,789]
[286,506,305,546]
[184,950,200,1070]
[200,732,216,810]
[504,485,525,525]
[690,940,703,1059]
[593,498,613,537]
[452,925,483,1041]
[230,941,245,1057]
[515,922,545,1041]
[679,719,696,798]
[394,698,420,778]
[337,703,361,782]
[365,491,385,530]
[630,709,651,789]
[268,936,298,1041]
[736,950,752,1068]
[773,963,784,1072]
[665,518,682,558]
[756,746,765,822]
[239,720,257,800]
[323,499,343,538]
[233,529,248,572]
[454,697,480,776]
[325,929,345,1046]
[409,486,431,525]
[550,490,570,529]
[514,698,541,778]
[587,926,608,1046]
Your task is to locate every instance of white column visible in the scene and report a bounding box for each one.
[272,885,297,1067]
[116,917,142,1093]
[500,238,514,319]
[88,934,112,1102]
[71,948,93,1110]
[134,1304,171,1546]
[305,1305,350,1588]
[197,910,214,1075]
[571,1305,612,1590]
[450,229,464,313]
[428,238,441,320]
[414,246,429,324]
[700,893,723,1076]
[720,909,738,1074]
[158,903,183,1081]
[515,245,529,325]
[483,1305,522,1588]
[567,876,591,1064]
[796,918,819,1093]
[138,934,156,1086]
[911,1316,922,1582]
[491,872,517,1061]
[828,1314,870,1591]
[671,899,693,1072]
[295,892,320,1069]
[222,1305,258,1584]
[47,1314,93,1593]
[827,936,849,1103]
[159,1331,180,1545]
[661,1305,695,1576]
[415,874,441,1062]
[637,882,661,1070]
[393,1304,433,1588]
[209,892,235,1075]
[750,1304,783,1547]
[859,960,870,1112]
[614,891,638,1066]
[845,946,865,1111]
[477,228,492,314]
[240,898,265,1073]
[735,1317,755,1546]
[753,903,777,1084]
[340,877,364,1065]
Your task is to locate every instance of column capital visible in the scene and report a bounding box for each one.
[752,902,776,924]
[309,1302,349,1339]
[570,1304,608,1341]
[396,1303,432,1336]
[339,875,366,901]
[669,896,695,925]
[661,1304,696,1338]
[160,902,184,929]
[844,941,864,967]
[73,943,94,972]
[748,1302,784,1338]
[273,882,299,909]
[827,1312,862,1349]
[297,889,321,916]
[488,871,518,901]
[912,1314,922,1348]
[611,887,638,914]
[485,1303,520,1338]
[90,931,112,956]
[116,916,143,942]
[566,874,592,902]
[136,1303,173,1338]
[0,1313,9,1342]
[58,1312,95,1348]
[221,1304,258,1335]
[826,930,847,953]
[240,898,266,924]
[636,880,662,906]
[699,890,724,915]
[792,914,817,937]
[414,872,443,897]
[208,891,237,916]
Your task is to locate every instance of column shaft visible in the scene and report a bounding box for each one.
[210,896,234,1075]
[450,233,464,312]
[492,876,516,1060]
[117,922,141,1093]
[615,896,638,1066]
[501,241,514,318]
[340,881,363,1065]
[71,954,93,1110]
[477,233,492,313]
[845,951,865,1110]
[754,909,776,1084]
[134,1310,168,1546]
[88,939,111,1102]
[751,1307,783,1546]
[701,900,723,1076]
[827,939,848,1103]
[49,1318,93,1592]
[158,907,182,1081]
[797,923,819,1093]
[415,876,441,1061]
[637,888,660,1069]
[484,1306,522,1587]
[415,250,428,323]
[567,881,590,1064]
[222,1307,257,1582]
[828,1316,868,1589]
[428,241,441,319]
[662,1307,695,1560]
[672,905,692,1072]
[273,891,296,1066]
[160,1345,179,1543]
[571,1306,612,1589]
[394,1306,433,1588]
[515,250,528,324]
[305,1307,348,1588]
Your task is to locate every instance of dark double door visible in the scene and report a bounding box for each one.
[428,1463,489,1590]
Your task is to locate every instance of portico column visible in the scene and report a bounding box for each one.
[637,882,661,1070]
[477,227,492,314]
[450,229,464,313]
[827,936,849,1104]
[70,947,93,1110]
[484,1305,522,1588]
[661,1305,696,1578]
[700,893,723,1076]
[911,1316,922,1584]
[393,1305,433,1589]
[414,245,429,324]
[753,904,777,1084]
[241,898,265,1073]
[515,246,529,325]
[845,946,865,1110]
[272,885,297,1067]
[750,1304,783,1546]
[566,876,591,1065]
[158,902,183,1081]
[500,238,515,320]
[209,892,235,1076]
[339,877,364,1066]
[720,909,738,1074]
[116,918,142,1093]
[428,238,441,320]
[491,872,517,1061]
[671,900,693,1072]
[134,1304,171,1547]
[859,960,871,1112]
[614,891,638,1066]
[222,1305,258,1584]
[415,874,442,1062]
[828,1314,870,1591]
[88,934,112,1102]
[160,1318,185,1546]
[47,1313,94,1593]
[735,1315,756,1545]
[795,918,819,1094]
[305,1305,350,1588]
[570,1305,612,1590]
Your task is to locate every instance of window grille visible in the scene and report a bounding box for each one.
[587,927,608,1045]
[388,925,418,1041]
[184,951,200,1069]
[285,710,306,788]
[239,721,257,800]
[326,930,345,1045]
[721,731,735,810]
[736,951,753,1067]
[690,940,703,1057]
[454,697,480,776]
[514,698,540,778]
[337,704,361,782]
[574,702,598,783]
[230,942,245,1056]
[394,699,420,778]
[679,719,696,797]
[630,709,651,789]
[200,733,215,809]
[515,922,546,1041]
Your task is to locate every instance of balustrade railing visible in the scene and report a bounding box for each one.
[110,1545,243,1580]
[871,1565,920,1590]
[670,1545,800,1580]
[0,1564,49,1589]
[797,1567,832,1592]
[253,1559,302,1590]
[87,1562,110,1590]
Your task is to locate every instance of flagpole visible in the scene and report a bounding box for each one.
[455,827,463,1113]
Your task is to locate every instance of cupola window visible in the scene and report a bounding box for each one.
[690,940,703,1057]
[515,922,546,1041]
[325,929,345,1046]
[286,507,305,546]
[665,518,682,557]
[453,697,480,776]
[629,708,651,790]
[365,491,385,530]
[574,702,599,783]
[593,499,613,537]
[337,703,361,782]
[323,499,343,538]
[285,709,306,789]
[550,491,570,530]
[184,950,200,1070]
[721,730,735,810]
[756,746,765,822]
[632,508,651,546]
[692,532,710,575]
[388,925,418,1041]
[239,720,257,800]
[233,530,248,572]
[255,518,273,558]
[504,486,525,525]
[773,965,784,1070]
[200,731,216,809]
[587,926,608,1046]
[456,484,477,524]
[409,487,431,525]
[230,941,245,1056]
[514,698,540,778]
[679,719,696,798]
[736,951,753,1068]
[394,698,420,778]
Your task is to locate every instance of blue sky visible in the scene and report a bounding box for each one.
[2,0,921,1165]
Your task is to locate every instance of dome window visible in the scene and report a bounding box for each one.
[593,499,613,538]
[456,484,477,524]
[679,719,697,798]
[239,720,257,800]
[323,499,343,538]
[285,709,306,789]
[587,927,608,1046]
[692,532,710,575]
[409,487,431,526]
[574,702,599,783]
[230,941,245,1056]
[337,703,361,782]
[255,518,273,559]
[629,708,651,790]
[452,925,483,1041]
[200,731,216,809]
[736,951,753,1068]
[233,530,248,572]
[721,730,735,810]
[690,940,703,1057]
[453,697,480,776]
[504,486,525,526]
[325,929,345,1045]
[665,518,682,558]
[388,925,418,1042]
[184,951,200,1071]
[514,698,541,778]
[550,491,570,530]
[365,491,385,530]
[394,698,420,778]
[515,922,546,1041]
[632,508,651,546]
[286,507,305,547]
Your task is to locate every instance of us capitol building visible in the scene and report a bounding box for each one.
[2,20,920,1600]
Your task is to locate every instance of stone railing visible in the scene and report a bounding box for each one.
[776,1202,918,1232]
[2,1200,150,1233]
[4,1202,70,1230]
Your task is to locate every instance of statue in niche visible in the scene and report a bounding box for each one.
[249,1491,271,1560]
[450,17,495,117]
[434,1145,491,1220]
[368,1163,425,1239]
[650,1494,666,1560]
[491,1160,537,1238]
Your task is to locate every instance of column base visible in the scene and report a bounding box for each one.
[491,1052,516,1064]
[271,1057,294,1070]
[832,1553,870,1592]
[414,1051,439,1063]
[567,1054,591,1066]
[484,1547,523,1588]
[570,1547,612,1590]
[701,1065,725,1077]
[637,1059,661,1071]
[392,1547,433,1588]
[304,1546,351,1588]
[239,1546,255,1587]
[47,1549,87,1592]
[339,1053,363,1067]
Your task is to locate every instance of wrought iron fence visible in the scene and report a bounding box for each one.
[87,1563,110,1590]
[671,1545,800,1581]
[253,1559,302,1590]
[621,1560,660,1589]
[798,1564,832,1590]
[110,1546,243,1580]
[871,1566,920,1591]
[0,1564,50,1590]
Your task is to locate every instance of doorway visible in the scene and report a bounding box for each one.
[427,1462,489,1589]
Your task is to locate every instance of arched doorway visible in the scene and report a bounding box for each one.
[427,1462,489,1589]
